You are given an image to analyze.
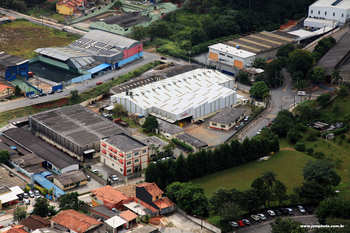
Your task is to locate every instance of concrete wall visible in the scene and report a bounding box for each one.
[308,5,350,24]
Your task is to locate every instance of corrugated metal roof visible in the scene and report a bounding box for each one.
[84,30,140,49]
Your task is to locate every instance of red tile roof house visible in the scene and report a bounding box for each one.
[20,215,50,232]
[50,209,102,233]
[3,226,27,233]
[135,182,176,215]
[90,185,128,210]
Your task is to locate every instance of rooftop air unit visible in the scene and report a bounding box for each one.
[236,45,239,49]
[157,87,161,89]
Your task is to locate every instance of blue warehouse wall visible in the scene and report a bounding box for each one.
[5,62,29,81]
[117,52,143,67]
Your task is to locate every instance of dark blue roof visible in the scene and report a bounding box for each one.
[34,174,65,197]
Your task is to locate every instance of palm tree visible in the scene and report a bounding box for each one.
[261,170,277,190]
[331,70,342,86]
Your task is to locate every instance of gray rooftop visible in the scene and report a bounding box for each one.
[29,105,130,147]
[0,166,25,188]
[91,205,119,218]
[0,52,28,68]
[101,12,151,28]
[110,76,159,94]
[0,141,17,155]
[141,136,168,148]
[157,119,184,135]
[104,133,147,152]
[210,107,247,125]
[3,128,79,169]
[7,116,29,125]
[223,31,295,54]
[54,170,87,185]
[84,30,141,50]
[11,153,45,167]
[25,164,47,174]
[316,30,350,74]
[176,133,208,148]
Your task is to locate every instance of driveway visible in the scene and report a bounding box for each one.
[164,212,212,233]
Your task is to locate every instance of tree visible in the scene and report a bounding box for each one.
[113,103,125,116]
[33,197,49,217]
[264,59,282,87]
[252,57,266,69]
[315,218,350,233]
[114,0,122,8]
[287,49,314,77]
[331,70,342,85]
[70,90,79,102]
[13,206,27,221]
[236,72,250,85]
[15,85,22,95]
[302,159,341,188]
[0,150,10,163]
[209,187,233,214]
[251,177,269,206]
[270,115,294,136]
[190,28,205,46]
[310,66,326,83]
[273,180,288,205]
[272,135,280,152]
[338,84,348,96]
[142,116,158,131]
[131,25,148,41]
[261,170,277,190]
[270,217,308,233]
[148,21,173,39]
[145,162,159,183]
[249,81,270,99]
[163,142,175,156]
[287,128,303,143]
[175,153,190,182]
[218,202,242,221]
[166,182,208,216]
[59,192,84,210]
[276,44,295,59]
[316,198,350,224]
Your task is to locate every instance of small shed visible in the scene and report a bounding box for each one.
[209,107,247,131]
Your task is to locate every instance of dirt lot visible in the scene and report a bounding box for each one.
[163,212,212,233]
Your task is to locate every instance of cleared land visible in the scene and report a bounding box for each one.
[192,150,314,196]
[0,20,80,59]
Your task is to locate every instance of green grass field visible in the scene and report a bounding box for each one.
[192,150,314,196]
[0,20,79,59]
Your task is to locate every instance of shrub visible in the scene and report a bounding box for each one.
[98,6,101,9]
[314,151,325,159]
[171,138,194,152]
[316,93,331,105]
[341,134,346,140]
[305,147,314,155]
[347,136,350,143]
[295,142,305,151]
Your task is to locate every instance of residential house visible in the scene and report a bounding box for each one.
[21,215,50,232]
[90,205,119,222]
[135,182,175,215]
[0,84,14,98]
[176,133,208,152]
[105,215,126,233]
[53,170,88,190]
[51,209,102,233]
[209,107,247,131]
[56,0,85,15]
[3,226,27,233]
[90,185,128,210]
[119,210,138,228]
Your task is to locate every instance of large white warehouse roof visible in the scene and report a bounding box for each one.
[311,0,350,9]
[112,69,240,122]
[209,43,256,58]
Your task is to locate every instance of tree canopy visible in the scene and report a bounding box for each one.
[249,81,270,98]
[0,150,10,163]
[287,49,315,77]
[270,217,308,233]
[13,206,27,222]
[33,197,50,217]
[316,198,350,224]
[59,192,84,211]
[142,116,158,131]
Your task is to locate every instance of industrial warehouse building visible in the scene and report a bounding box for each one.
[29,105,131,159]
[0,52,29,81]
[208,31,297,69]
[34,30,143,75]
[1,128,79,174]
[111,69,241,123]
[304,0,348,29]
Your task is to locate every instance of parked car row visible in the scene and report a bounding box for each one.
[230,206,313,229]
[29,89,62,99]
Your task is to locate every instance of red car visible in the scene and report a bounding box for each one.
[266,122,272,127]
[9,200,18,205]
[160,56,167,60]
[96,81,103,85]
[0,225,4,229]
[237,221,245,227]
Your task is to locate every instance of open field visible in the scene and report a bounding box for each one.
[192,150,314,197]
[0,20,80,59]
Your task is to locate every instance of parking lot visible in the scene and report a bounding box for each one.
[231,206,316,231]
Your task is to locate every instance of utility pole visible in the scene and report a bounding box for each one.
[188,51,191,64]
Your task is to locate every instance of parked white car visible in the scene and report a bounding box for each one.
[298,205,306,213]
[257,213,266,220]
[297,91,306,96]
[267,210,275,216]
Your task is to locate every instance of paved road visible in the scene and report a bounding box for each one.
[235,215,318,233]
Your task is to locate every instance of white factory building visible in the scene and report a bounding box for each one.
[304,0,347,29]
[111,69,242,123]
[208,43,256,69]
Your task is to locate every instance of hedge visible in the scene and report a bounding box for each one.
[295,142,305,151]
[171,138,194,152]
[298,123,321,137]
[322,126,348,138]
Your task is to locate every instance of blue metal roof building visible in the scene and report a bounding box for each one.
[34,174,65,198]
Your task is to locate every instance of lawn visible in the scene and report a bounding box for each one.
[0,20,80,59]
[192,150,314,197]
[49,13,66,23]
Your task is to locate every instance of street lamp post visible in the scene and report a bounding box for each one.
[188,51,191,64]
[194,215,203,233]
